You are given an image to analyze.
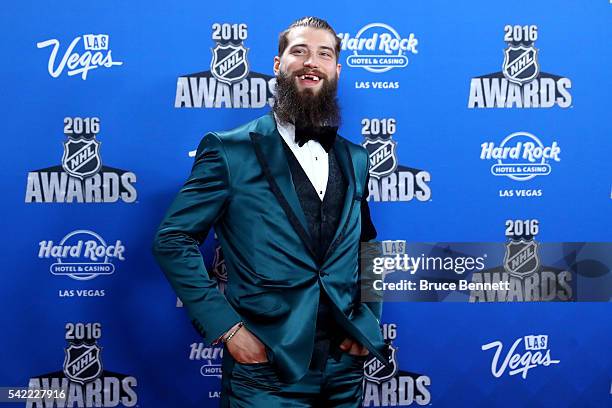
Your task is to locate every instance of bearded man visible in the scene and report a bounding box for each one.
[153,16,388,407]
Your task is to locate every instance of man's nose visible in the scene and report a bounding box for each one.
[303,54,318,68]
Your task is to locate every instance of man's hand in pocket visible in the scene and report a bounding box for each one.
[225,324,268,364]
[339,337,370,356]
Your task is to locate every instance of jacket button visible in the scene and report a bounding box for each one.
[318,270,328,277]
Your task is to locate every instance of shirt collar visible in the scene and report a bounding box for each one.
[273,112,297,148]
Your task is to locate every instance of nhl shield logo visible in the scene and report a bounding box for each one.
[63,343,102,384]
[363,344,398,384]
[502,45,539,85]
[504,239,540,278]
[61,137,101,180]
[210,43,249,85]
[363,138,397,179]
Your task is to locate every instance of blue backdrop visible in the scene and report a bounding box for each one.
[1,0,610,407]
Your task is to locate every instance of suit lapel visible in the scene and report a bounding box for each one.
[250,113,358,265]
[249,117,318,261]
[321,137,357,263]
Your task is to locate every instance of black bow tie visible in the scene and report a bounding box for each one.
[294,123,338,152]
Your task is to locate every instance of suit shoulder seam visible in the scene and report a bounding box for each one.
[205,132,233,195]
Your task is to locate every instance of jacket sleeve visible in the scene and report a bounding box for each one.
[359,152,383,323]
[152,133,241,344]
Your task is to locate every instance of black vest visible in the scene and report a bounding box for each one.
[282,142,347,262]
[281,139,347,369]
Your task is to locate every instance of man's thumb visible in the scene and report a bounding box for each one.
[339,338,352,350]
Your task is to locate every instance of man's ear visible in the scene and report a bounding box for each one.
[273,56,281,76]
[336,63,342,79]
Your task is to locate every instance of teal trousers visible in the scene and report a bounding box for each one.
[220,347,367,407]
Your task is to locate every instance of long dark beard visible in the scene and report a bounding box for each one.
[273,70,341,128]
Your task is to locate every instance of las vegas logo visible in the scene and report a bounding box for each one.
[37,34,123,80]
[481,334,560,379]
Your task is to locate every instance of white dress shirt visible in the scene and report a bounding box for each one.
[274,114,329,201]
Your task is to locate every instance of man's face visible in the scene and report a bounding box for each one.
[274,26,341,95]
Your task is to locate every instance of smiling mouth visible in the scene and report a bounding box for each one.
[296,73,322,86]
[299,74,320,81]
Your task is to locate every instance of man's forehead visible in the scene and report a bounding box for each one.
[285,26,336,48]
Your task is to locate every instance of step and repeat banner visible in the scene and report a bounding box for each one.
[1,0,611,407]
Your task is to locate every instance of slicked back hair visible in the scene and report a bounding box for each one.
[278,16,341,60]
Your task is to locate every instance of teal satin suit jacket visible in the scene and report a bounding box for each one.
[152,113,387,383]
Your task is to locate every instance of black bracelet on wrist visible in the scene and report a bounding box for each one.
[223,321,244,344]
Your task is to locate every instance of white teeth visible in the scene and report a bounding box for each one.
[299,74,320,81]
